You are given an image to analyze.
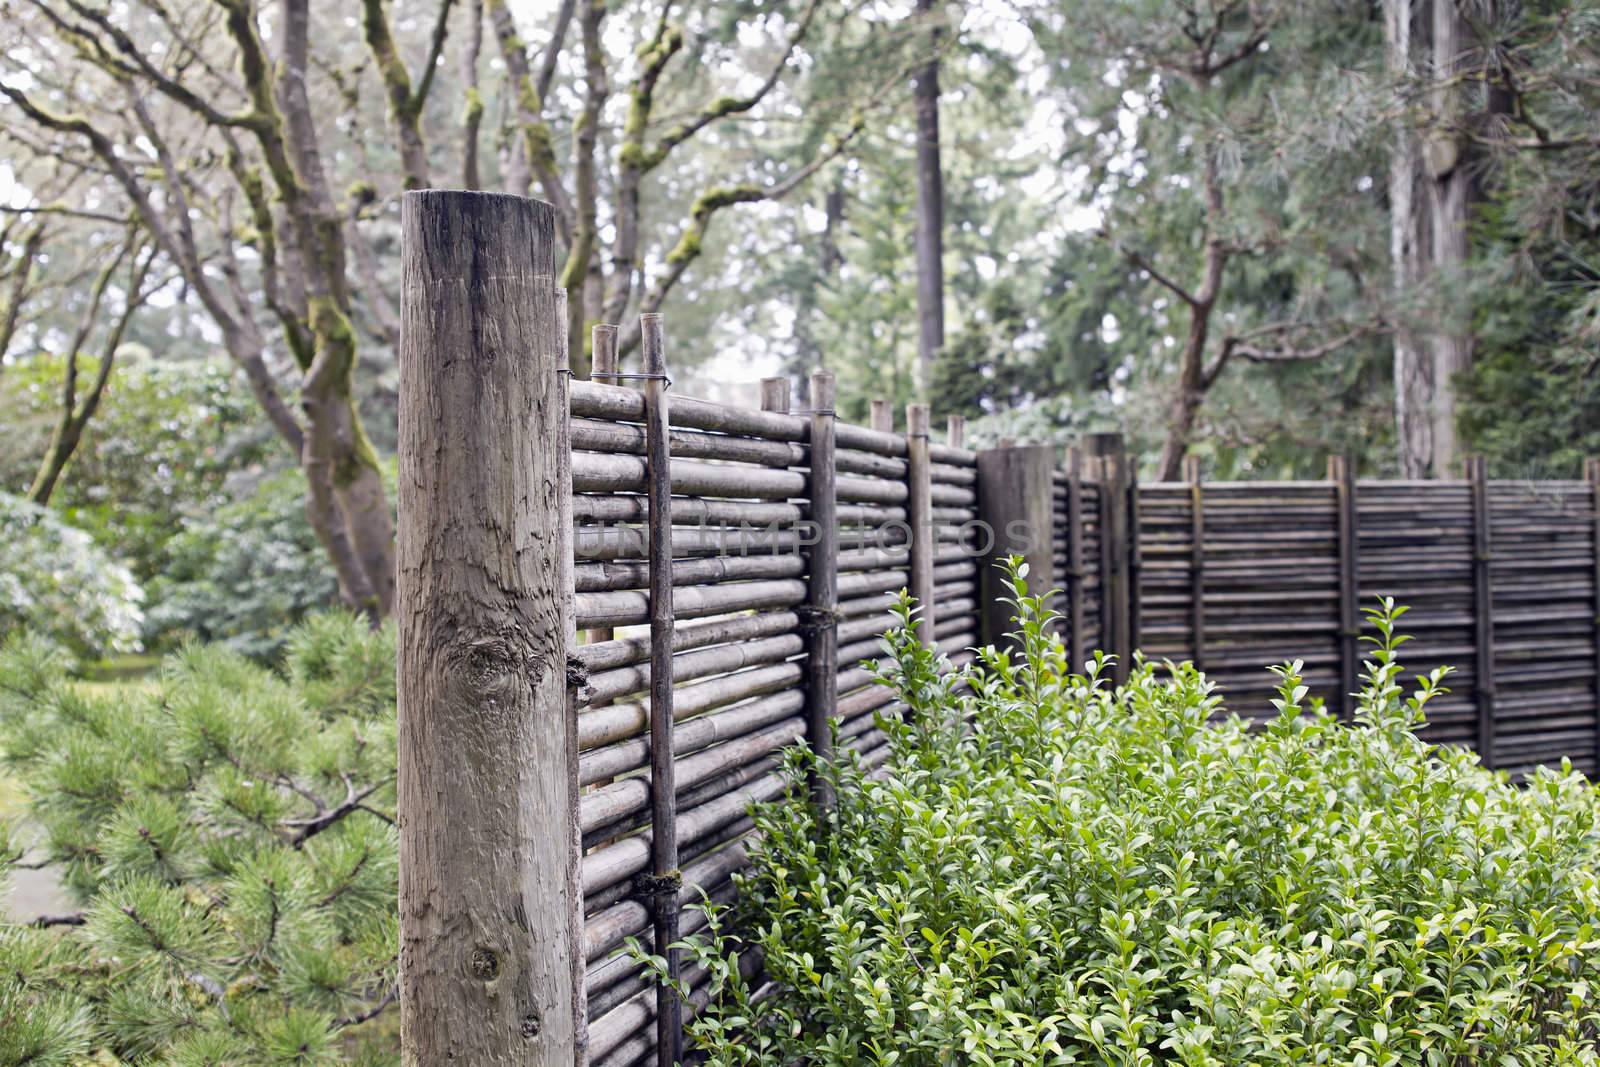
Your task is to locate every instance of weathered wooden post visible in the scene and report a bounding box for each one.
[1467,455,1496,768]
[870,396,892,434]
[975,442,1057,649]
[1328,454,1360,720]
[805,370,839,807]
[1183,454,1206,673]
[638,313,683,1065]
[946,414,965,450]
[906,403,936,647]
[761,376,791,413]
[398,191,581,1063]
[1086,432,1131,683]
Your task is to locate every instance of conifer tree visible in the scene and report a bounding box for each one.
[0,614,400,1064]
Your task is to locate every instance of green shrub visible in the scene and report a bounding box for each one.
[143,468,339,660]
[0,613,398,1065]
[0,491,143,662]
[673,566,1600,1065]
[0,352,275,582]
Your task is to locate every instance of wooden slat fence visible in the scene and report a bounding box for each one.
[395,191,1600,1064]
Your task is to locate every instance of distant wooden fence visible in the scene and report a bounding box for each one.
[395,191,1600,1065]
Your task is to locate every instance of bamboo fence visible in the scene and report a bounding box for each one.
[396,190,1600,1065]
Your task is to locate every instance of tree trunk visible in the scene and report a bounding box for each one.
[1387,0,1477,478]
[1425,0,1473,476]
[1156,301,1214,481]
[1386,0,1435,478]
[911,0,945,395]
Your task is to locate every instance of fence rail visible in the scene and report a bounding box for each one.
[395,190,1600,1065]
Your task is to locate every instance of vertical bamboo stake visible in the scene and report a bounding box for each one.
[1184,454,1206,673]
[638,314,683,1064]
[806,370,839,808]
[947,414,965,450]
[760,376,791,413]
[1588,457,1600,771]
[592,322,619,378]
[398,190,578,1062]
[555,290,587,1062]
[1329,454,1360,721]
[1467,455,1496,769]
[1064,446,1086,667]
[1587,457,1600,767]
[870,397,892,433]
[907,402,936,648]
[1087,452,1114,659]
[1127,462,1142,656]
[585,322,621,670]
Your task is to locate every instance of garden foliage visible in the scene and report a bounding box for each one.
[0,491,143,662]
[673,565,1600,1065]
[0,613,398,1065]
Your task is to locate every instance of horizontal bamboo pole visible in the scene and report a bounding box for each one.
[572,379,807,441]
[582,632,804,706]
[574,609,799,674]
[574,450,805,499]
[573,494,800,527]
[573,553,803,593]
[575,578,807,630]
[578,660,803,750]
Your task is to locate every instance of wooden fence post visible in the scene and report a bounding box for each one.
[1063,446,1086,667]
[1086,432,1131,683]
[1467,455,1497,768]
[806,371,839,807]
[906,403,937,648]
[975,443,1057,649]
[639,314,682,1064]
[1329,454,1360,720]
[761,376,791,413]
[946,414,965,450]
[1184,454,1206,672]
[1589,457,1600,770]
[870,396,892,433]
[398,190,580,1062]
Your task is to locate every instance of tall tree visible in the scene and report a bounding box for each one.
[911,0,946,393]
[1386,0,1480,478]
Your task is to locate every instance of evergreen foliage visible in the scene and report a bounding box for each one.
[0,613,399,1064]
[669,564,1600,1063]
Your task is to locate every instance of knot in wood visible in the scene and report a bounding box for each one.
[469,946,499,980]
[565,654,591,690]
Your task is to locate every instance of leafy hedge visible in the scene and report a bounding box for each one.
[0,613,397,1065]
[677,570,1600,1065]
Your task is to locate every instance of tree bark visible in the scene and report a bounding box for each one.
[0,223,45,374]
[398,189,581,1066]
[562,0,606,378]
[30,237,153,505]
[911,0,945,395]
[1387,0,1479,478]
[462,0,485,190]
[1425,0,1474,476]
[1387,0,1435,477]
